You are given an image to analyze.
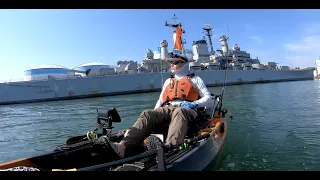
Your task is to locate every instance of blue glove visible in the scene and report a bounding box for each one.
[180,101,198,109]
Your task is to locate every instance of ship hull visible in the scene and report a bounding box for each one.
[0,69,314,105]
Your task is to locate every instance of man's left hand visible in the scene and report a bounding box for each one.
[180,101,198,109]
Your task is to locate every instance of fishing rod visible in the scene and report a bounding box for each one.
[220,23,230,101]
[208,23,230,118]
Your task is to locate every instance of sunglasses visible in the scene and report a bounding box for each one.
[169,61,183,65]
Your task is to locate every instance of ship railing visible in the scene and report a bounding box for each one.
[0,71,164,84]
[0,67,311,84]
[0,78,24,83]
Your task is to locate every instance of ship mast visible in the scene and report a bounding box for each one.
[203,24,215,55]
[165,14,186,56]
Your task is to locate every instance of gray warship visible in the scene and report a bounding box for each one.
[0,15,314,105]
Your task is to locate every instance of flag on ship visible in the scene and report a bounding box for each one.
[173,25,183,51]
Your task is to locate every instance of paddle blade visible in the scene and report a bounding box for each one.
[65,135,87,145]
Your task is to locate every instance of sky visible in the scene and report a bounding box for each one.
[0,9,319,81]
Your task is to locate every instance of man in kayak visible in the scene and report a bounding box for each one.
[110,54,213,158]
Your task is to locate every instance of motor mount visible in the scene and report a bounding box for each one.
[96,108,121,135]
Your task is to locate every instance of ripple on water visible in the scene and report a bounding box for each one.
[1,81,320,170]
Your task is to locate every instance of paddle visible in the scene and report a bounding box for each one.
[65,135,89,145]
[65,129,126,145]
[65,128,102,145]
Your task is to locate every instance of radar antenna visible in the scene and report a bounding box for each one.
[203,24,215,55]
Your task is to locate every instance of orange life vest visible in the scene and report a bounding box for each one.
[161,74,200,104]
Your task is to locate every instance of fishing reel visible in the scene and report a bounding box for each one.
[96,108,122,135]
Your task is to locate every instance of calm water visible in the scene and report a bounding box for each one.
[1,80,320,171]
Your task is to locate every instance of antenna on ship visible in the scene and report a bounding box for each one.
[203,24,215,55]
[226,23,230,57]
[165,14,186,56]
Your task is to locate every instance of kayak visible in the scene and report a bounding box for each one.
[0,94,229,171]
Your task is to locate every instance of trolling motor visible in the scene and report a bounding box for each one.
[62,108,122,146]
[96,108,121,136]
